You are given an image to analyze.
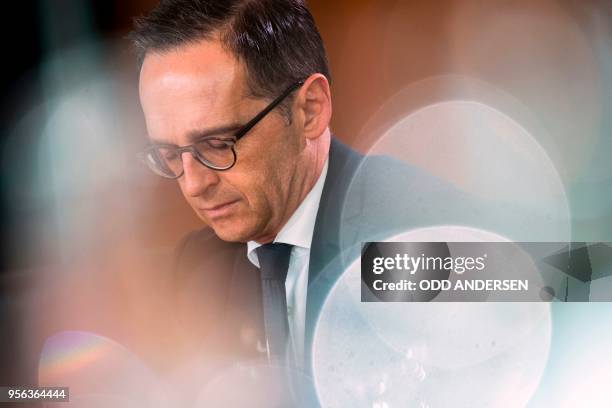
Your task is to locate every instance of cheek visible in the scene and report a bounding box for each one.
[227,165,277,215]
[226,125,295,216]
[232,177,270,215]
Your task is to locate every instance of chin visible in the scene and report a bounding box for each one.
[210,222,253,243]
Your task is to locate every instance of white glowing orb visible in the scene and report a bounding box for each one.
[313,226,552,407]
[366,100,571,242]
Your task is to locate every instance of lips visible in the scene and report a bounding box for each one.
[201,199,239,218]
[203,200,237,211]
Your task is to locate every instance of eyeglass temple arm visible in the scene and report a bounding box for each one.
[233,80,305,140]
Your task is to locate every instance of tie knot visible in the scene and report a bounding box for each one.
[256,243,293,281]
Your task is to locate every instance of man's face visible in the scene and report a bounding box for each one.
[139,39,305,243]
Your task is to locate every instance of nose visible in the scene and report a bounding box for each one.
[180,151,221,197]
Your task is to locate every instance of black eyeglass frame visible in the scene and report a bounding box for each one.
[138,79,306,179]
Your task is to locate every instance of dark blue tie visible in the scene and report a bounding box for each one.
[256,243,294,362]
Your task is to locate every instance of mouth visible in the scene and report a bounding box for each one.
[201,199,240,219]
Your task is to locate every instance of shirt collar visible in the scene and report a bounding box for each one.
[247,159,329,267]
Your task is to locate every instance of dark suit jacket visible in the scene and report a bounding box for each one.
[172,136,548,376]
[173,138,363,368]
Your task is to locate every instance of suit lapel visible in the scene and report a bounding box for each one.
[308,138,362,284]
[304,137,362,367]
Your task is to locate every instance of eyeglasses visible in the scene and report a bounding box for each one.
[138,80,305,179]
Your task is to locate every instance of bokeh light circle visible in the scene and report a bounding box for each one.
[313,226,552,407]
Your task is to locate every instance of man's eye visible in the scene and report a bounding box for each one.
[202,139,232,149]
[161,150,179,161]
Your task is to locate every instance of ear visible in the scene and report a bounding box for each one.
[295,73,332,140]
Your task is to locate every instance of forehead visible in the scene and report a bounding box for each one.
[139,39,248,142]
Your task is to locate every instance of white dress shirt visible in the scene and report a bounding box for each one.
[247,159,329,364]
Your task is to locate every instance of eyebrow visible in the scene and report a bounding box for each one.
[150,123,243,146]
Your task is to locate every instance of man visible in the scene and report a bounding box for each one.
[131,0,342,370]
[130,0,522,394]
